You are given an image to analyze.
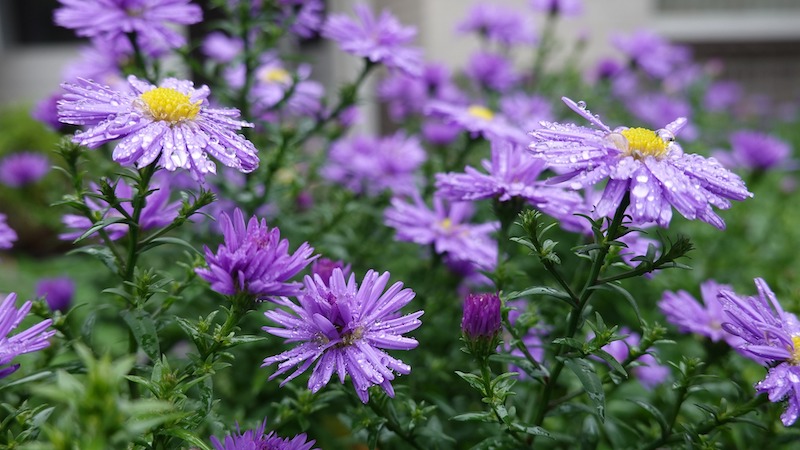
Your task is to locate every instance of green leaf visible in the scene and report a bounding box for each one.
[121,309,161,361]
[139,236,200,254]
[511,423,551,437]
[68,246,118,272]
[0,371,52,391]
[592,349,628,379]
[591,283,643,326]
[451,412,494,423]
[564,358,605,421]
[161,427,213,450]
[74,216,130,243]
[629,399,669,434]
[455,371,486,395]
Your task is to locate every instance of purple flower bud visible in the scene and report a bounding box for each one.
[36,277,75,312]
[310,258,352,284]
[462,293,501,343]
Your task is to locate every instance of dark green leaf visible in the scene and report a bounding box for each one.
[121,309,161,361]
[564,358,605,421]
[629,399,669,434]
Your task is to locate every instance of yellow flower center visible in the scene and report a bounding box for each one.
[139,87,201,124]
[467,105,494,121]
[440,218,454,230]
[619,127,669,159]
[261,67,292,84]
[791,335,800,365]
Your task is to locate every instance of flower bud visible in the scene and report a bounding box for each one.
[36,276,75,312]
[461,293,501,357]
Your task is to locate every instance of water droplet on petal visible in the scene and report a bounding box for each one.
[576,100,587,109]
[657,128,675,142]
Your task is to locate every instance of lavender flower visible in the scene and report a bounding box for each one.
[211,418,317,450]
[54,0,203,57]
[426,100,528,146]
[60,175,178,241]
[0,293,56,379]
[58,75,259,181]
[462,293,501,341]
[727,130,792,171]
[310,258,352,284]
[32,94,64,130]
[379,64,461,121]
[465,52,518,93]
[458,3,536,46]
[36,277,76,312]
[262,268,422,403]
[384,194,498,272]
[703,81,742,112]
[0,152,50,187]
[0,214,17,251]
[279,0,325,39]
[529,97,752,229]
[612,30,692,80]
[196,209,316,300]
[720,278,800,425]
[322,4,423,76]
[499,93,553,133]
[202,32,244,64]
[530,0,583,16]
[322,133,426,197]
[659,280,737,343]
[435,141,582,221]
[625,94,697,142]
[600,328,669,390]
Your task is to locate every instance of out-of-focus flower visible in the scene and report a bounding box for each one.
[426,100,528,145]
[322,4,423,76]
[465,52,518,93]
[529,97,752,229]
[58,75,259,181]
[54,0,203,57]
[196,209,317,300]
[458,3,536,46]
[60,175,179,241]
[612,30,692,80]
[384,193,498,272]
[322,132,426,197]
[625,94,697,142]
[211,418,317,450]
[0,152,50,187]
[310,258,352,285]
[279,0,325,39]
[0,293,56,379]
[704,81,742,112]
[727,130,792,171]
[36,277,76,312]
[600,328,669,390]
[499,93,553,133]
[530,0,583,16]
[202,32,244,64]
[262,268,422,403]
[659,280,741,344]
[379,64,461,121]
[720,278,800,426]
[32,94,65,130]
[0,214,17,252]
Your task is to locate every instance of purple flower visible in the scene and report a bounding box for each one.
[659,280,738,344]
[196,209,316,300]
[279,0,325,39]
[211,418,317,450]
[322,133,426,197]
[250,60,324,119]
[54,0,203,57]
[310,258,352,285]
[384,194,498,272]
[499,93,553,133]
[613,30,692,80]
[530,0,583,16]
[0,152,50,187]
[704,81,742,112]
[727,130,792,171]
[322,4,424,76]
[32,94,64,131]
[58,76,258,181]
[426,100,528,146]
[720,278,800,426]
[60,175,178,241]
[462,293,501,341]
[529,97,752,229]
[625,94,697,142]
[36,277,76,312]
[436,141,583,221]
[202,32,244,64]
[63,39,128,86]
[600,328,669,390]
[458,3,536,46]
[0,214,17,251]
[262,268,423,403]
[0,293,56,379]
[466,52,518,93]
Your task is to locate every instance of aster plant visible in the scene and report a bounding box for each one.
[0,293,56,379]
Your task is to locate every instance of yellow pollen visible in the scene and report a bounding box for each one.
[791,336,800,365]
[261,67,292,84]
[619,127,668,159]
[467,105,494,121]
[139,87,201,124]
[440,218,454,230]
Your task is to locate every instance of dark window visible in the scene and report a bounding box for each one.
[1,0,81,47]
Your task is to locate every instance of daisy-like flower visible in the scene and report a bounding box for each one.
[58,75,259,181]
[0,152,50,188]
[659,280,737,344]
[426,100,528,146]
[1,293,56,378]
[465,52,518,93]
[279,0,325,39]
[720,278,800,425]
[435,141,582,221]
[211,418,317,450]
[599,328,669,390]
[612,30,691,80]
[458,3,536,46]
[322,3,423,76]
[310,258,352,285]
[262,268,423,403]
[0,214,17,251]
[54,0,203,57]
[196,209,317,300]
[384,193,498,272]
[529,97,752,229]
[60,175,178,241]
[727,130,792,171]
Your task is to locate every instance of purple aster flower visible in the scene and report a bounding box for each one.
[0,214,17,252]
[659,280,739,344]
[60,175,178,241]
[613,30,691,80]
[529,97,753,229]
[0,152,50,187]
[426,100,528,146]
[196,209,317,300]
[384,193,498,272]
[54,0,203,57]
[379,64,461,122]
[720,278,800,425]
[211,418,317,450]
[422,120,461,146]
[279,0,325,39]
[727,130,792,171]
[591,58,624,82]
[202,32,244,64]
[32,94,65,131]
[36,277,76,313]
[435,141,583,223]
[262,268,423,403]
[322,4,424,76]
[58,75,259,181]
[462,293,501,341]
[0,293,56,379]
[252,61,324,119]
[458,3,536,46]
[599,328,669,390]
[466,52,518,93]
[530,0,583,16]
[63,39,128,87]
[322,132,426,197]
[310,258,352,285]
[626,94,697,142]
[499,93,553,133]
[703,80,742,112]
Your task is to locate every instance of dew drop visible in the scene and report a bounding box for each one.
[576,100,587,109]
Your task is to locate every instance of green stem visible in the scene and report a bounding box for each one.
[357,392,424,450]
[531,12,557,82]
[123,165,157,289]
[478,357,527,445]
